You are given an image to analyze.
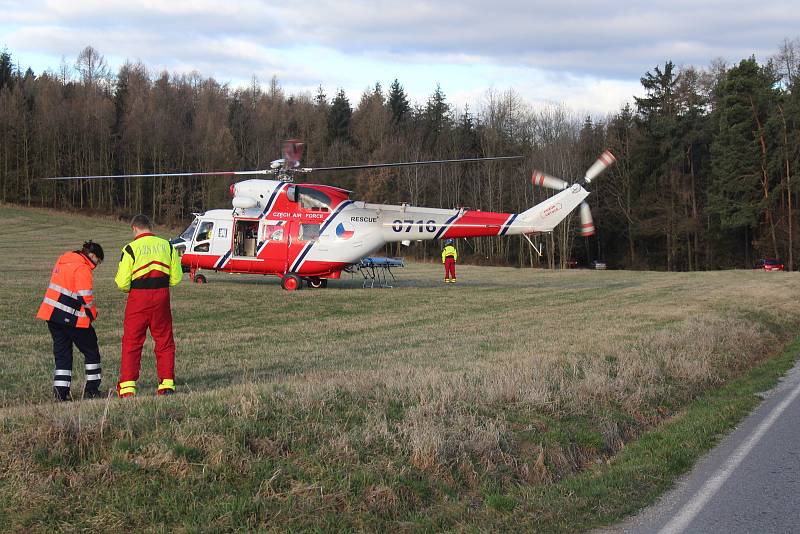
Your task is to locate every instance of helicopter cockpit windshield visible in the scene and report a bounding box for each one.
[179,219,199,241]
[170,219,199,256]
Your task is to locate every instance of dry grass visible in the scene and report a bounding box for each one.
[2,203,800,531]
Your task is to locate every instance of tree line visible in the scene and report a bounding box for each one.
[1,42,798,270]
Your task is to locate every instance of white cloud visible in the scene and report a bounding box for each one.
[1,0,797,115]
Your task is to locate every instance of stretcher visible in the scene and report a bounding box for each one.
[346,257,405,288]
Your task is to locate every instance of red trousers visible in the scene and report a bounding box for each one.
[444,257,456,279]
[119,288,175,384]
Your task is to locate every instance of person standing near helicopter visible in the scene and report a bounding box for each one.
[36,241,105,401]
[441,238,458,283]
[115,214,183,397]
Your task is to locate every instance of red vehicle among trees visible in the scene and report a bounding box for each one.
[756,258,785,271]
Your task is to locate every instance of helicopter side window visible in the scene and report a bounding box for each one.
[297,187,330,212]
[196,221,214,241]
[298,223,320,242]
[193,221,214,252]
[264,224,284,242]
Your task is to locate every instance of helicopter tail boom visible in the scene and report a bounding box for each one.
[374,184,589,243]
[514,183,590,233]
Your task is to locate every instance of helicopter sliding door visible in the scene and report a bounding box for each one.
[233,219,259,257]
[256,220,291,274]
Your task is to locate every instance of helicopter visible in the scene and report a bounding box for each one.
[45,140,615,290]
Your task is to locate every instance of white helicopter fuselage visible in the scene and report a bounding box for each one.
[171,178,590,285]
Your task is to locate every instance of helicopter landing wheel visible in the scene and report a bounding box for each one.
[307,277,327,289]
[194,274,207,284]
[281,274,302,291]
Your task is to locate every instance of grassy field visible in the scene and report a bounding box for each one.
[2,203,800,532]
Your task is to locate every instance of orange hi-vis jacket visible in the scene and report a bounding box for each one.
[36,251,97,328]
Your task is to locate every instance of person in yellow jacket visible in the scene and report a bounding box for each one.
[115,214,183,397]
[36,241,105,401]
[441,238,458,283]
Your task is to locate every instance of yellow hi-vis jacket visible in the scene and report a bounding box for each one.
[115,233,183,292]
[441,245,458,263]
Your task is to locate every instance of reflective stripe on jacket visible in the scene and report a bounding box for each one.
[36,251,97,328]
[115,233,183,292]
[441,245,458,263]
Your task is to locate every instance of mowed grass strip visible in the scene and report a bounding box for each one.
[1,203,799,532]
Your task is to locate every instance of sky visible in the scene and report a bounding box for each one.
[1,0,798,116]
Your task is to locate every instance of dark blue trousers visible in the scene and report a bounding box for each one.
[47,322,102,400]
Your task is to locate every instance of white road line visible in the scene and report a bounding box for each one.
[659,374,800,534]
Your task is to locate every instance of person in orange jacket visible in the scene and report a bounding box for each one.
[36,241,105,401]
[115,214,183,397]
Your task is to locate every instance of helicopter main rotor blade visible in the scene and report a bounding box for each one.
[41,155,522,181]
[298,155,522,173]
[42,169,273,181]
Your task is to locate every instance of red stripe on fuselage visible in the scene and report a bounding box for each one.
[182,253,220,270]
[441,211,513,238]
[181,252,345,278]
[292,260,348,277]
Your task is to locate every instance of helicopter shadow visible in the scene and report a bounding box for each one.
[206,274,368,290]
[201,272,541,291]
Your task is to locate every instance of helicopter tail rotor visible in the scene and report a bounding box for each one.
[531,171,569,191]
[579,202,595,236]
[583,150,616,184]
[530,150,615,236]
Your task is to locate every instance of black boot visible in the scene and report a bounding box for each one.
[53,386,71,402]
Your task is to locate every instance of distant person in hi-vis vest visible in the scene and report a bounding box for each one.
[36,240,105,401]
[441,239,458,283]
[115,214,183,397]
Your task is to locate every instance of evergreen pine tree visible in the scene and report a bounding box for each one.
[327,88,352,143]
[314,85,327,108]
[423,84,451,149]
[0,48,13,90]
[708,57,780,260]
[387,79,409,128]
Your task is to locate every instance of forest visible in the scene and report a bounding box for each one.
[0,41,798,270]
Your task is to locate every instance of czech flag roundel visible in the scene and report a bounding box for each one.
[335,222,354,239]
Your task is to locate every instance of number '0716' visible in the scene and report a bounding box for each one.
[392,219,437,233]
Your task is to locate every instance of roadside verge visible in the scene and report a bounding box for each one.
[490,336,800,532]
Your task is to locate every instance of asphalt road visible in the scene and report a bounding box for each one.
[596,359,800,534]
